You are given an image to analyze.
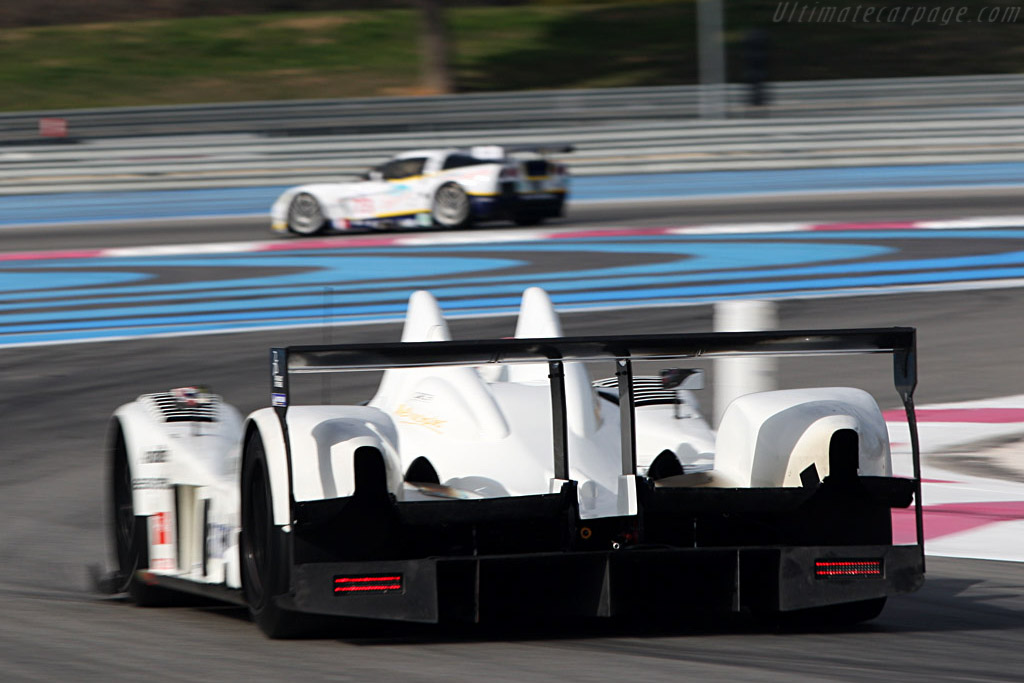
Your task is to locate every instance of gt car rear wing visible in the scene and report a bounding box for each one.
[470,144,574,159]
[270,327,922,555]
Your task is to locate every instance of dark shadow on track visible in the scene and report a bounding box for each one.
[111,569,1024,645]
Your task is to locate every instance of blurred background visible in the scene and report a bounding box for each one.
[1,0,1022,108]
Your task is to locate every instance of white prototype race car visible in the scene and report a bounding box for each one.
[270,146,570,236]
[101,288,924,637]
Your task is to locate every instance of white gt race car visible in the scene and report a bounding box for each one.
[101,288,924,637]
[270,146,570,235]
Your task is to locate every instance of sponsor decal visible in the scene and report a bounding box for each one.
[151,512,169,546]
[171,385,211,408]
[272,393,287,407]
[132,477,171,490]
[349,196,375,215]
[395,403,446,433]
[38,117,68,138]
[205,523,233,561]
[272,350,284,389]
[142,447,168,464]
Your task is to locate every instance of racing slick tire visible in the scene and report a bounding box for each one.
[286,193,328,236]
[109,420,178,607]
[240,430,310,638]
[431,182,472,229]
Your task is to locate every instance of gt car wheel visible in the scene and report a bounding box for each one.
[432,182,471,229]
[287,193,327,236]
[110,420,174,606]
[240,430,305,638]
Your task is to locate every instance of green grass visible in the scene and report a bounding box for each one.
[0,1,1021,112]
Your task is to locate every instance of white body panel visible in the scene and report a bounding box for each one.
[111,288,894,593]
[713,387,892,487]
[114,396,244,586]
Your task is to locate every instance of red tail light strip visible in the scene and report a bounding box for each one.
[815,560,883,578]
[333,574,404,595]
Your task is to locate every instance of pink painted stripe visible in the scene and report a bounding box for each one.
[884,408,1024,423]
[892,500,1024,544]
[0,249,105,262]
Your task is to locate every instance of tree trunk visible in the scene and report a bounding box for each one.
[416,0,454,94]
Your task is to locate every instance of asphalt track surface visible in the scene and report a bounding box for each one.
[3,192,1024,680]
[5,186,1024,251]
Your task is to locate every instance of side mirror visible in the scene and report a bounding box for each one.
[660,368,704,391]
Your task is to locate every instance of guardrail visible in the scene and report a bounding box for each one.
[5,73,1024,143]
[4,74,1024,194]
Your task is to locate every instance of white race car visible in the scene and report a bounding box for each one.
[101,288,924,637]
[270,146,570,235]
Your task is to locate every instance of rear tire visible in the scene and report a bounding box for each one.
[109,420,177,606]
[287,193,328,236]
[240,430,307,638]
[432,182,471,229]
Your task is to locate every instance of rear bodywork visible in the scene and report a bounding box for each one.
[103,291,924,628]
[262,329,923,623]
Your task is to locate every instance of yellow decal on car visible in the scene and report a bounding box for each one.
[396,404,446,433]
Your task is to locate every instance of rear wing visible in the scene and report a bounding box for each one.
[270,327,922,553]
[470,144,574,160]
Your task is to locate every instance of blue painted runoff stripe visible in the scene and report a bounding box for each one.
[4,161,1024,226]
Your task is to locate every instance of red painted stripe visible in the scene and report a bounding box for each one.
[884,408,1024,423]
[334,584,402,593]
[892,500,1024,544]
[334,576,402,583]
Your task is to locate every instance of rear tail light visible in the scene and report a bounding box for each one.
[814,559,883,579]
[500,167,519,179]
[333,574,403,595]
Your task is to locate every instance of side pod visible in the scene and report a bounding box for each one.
[713,387,892,487]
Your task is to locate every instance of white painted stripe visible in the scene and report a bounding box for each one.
[668,222,813,234]
[923,520,1024,563]
[915,215,1024,229]
[103,241,268,257]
